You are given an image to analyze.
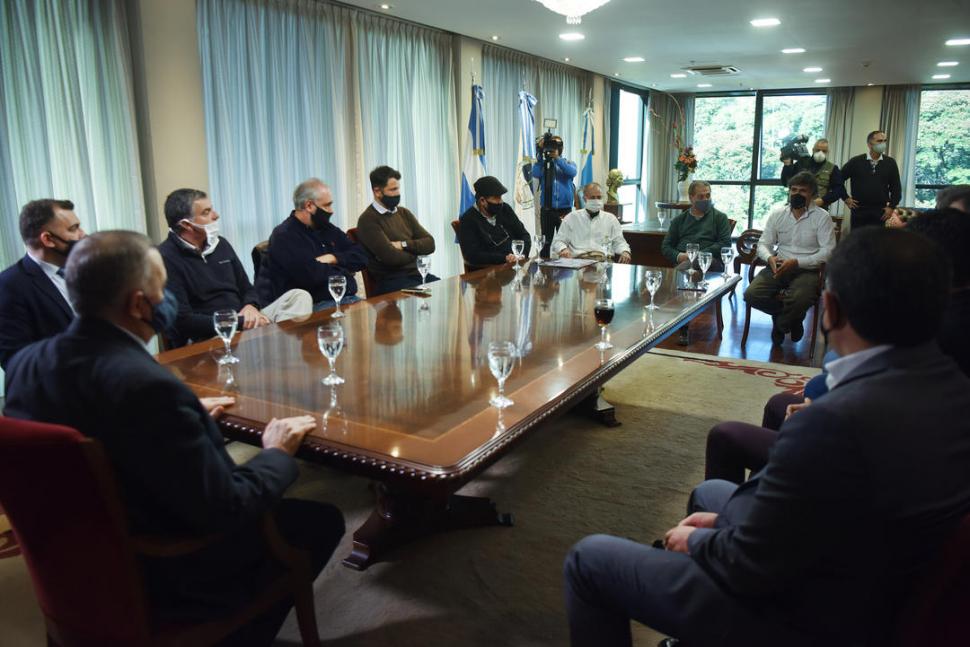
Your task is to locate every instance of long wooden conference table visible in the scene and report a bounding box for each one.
[158,261,740,570]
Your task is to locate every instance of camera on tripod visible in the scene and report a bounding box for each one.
[537,118,563,161]
[780,134,810,161]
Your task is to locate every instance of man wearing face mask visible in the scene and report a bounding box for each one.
[457,176,532,270]
[0,199,86,369]
[159,188,313,347]
[356,165,438,296]
[259,178,368,310]
[3,231,345,644]
[780,138,848,208]
[745,172,836,345]
[551,182,631,262]
[841,130,901,229]
[661,180,733,270]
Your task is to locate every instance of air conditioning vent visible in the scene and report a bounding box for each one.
[685,65,741,76]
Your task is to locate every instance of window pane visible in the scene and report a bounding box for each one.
[693,96,756,181]
[617,183,641,222]
[914,187,939,209]
[916,89,970,186]
[617,90,643,180]
[753,185,789,230]
[759,94,827,180]
[708,184,750,227]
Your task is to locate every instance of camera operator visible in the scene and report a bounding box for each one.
[780,137,847,209]
[530,133,577,257]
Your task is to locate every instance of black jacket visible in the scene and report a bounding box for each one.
[0,254,74,370]
[842,153,902,208]
[458,204,531,269]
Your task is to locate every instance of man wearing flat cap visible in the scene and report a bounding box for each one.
[458,176,532,270]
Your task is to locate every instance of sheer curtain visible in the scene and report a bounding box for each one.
[197,0,461,278]
[824,87,856,219]
[880,84,921,206]
[645,92,693,224]
[482,46,536,203]
[0,0,145,269]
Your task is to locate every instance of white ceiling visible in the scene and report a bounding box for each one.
[340,0,970,91]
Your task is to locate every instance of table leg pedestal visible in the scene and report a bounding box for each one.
[578,387,621,427]
[342,483,514,571]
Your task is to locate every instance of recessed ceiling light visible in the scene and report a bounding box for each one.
[946,38,970,46]
[867,83,874,86]
[938,61,959,67]
[782,48,805,54]
[623,56,645,63]
[697,83,712,88]
[563,57,570,62]
[815,78,831,83]
[613,72,620,77]
[803,66,823,73]
[378,3,392,9]
[933,74,952,79]
[490,35,500,41]
[750,17,781,27]
[670,73,687,78]
[559,32,585,41]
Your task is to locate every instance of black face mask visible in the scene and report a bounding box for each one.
[486,201,504,216]
[790,194,808,209]
[380,194,401,210]
[47,233,79,257]
[311,207,332,230]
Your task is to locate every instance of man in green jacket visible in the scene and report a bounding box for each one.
[661,180,733,272]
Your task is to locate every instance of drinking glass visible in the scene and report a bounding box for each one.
[601,235,613,265]
[533,234,545,259]
[698,251,713,289]
[721,246,734,278]
[511,239,524,263]
[594,298,614,350]
[487,341,516,409]
[417,255,432,290]
[644,270,663,310]
[685,243,700,288]
[213,309,240,365]
[328,274,347,318]
[317,322,345,385]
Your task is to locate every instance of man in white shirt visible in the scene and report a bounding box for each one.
[744,171,836,345]
[551,183,632,262]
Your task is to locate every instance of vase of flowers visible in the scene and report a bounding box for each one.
[675,146,697,201]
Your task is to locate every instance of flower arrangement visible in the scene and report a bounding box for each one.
[606,168,624,204]
[675,146,697,182]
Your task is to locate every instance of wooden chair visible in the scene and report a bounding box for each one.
[251,240,270,280]
[0,416,322,647]
[346,227,378,297]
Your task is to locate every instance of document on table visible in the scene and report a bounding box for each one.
[538,258,598,269]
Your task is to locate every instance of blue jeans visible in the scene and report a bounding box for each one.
[312,294,361,312]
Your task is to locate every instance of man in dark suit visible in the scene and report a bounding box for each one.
[3,231,344,644]
[564,227,970,646]
[0,199,85,369]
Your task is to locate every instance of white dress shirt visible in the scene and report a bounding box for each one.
[26,249,75,315]
[824,344,892,391]
[757,203,836,270]
[551,209,631,258]
[372,199,397,215]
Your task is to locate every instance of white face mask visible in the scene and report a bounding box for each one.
[813,151,826,163]
[872,142,887,155]
[585,199,604,213]
[181,219,220,251]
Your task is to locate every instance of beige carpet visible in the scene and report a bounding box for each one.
[0,350,818,646]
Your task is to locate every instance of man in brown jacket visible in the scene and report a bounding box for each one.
[356,166,437,295]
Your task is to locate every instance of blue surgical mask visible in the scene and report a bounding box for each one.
[149,289,179,335]
[693,199,712,213]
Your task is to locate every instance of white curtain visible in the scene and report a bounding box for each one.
[880,84,921,206]
[197,0,461,278]
[824,87,856,219]
[645,92,693,224]
[0,0,146,269]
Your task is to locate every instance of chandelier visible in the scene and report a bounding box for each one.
[534,0,611,24]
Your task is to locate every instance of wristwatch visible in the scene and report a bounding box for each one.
[401,241,408,249]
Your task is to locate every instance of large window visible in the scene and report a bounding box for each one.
[610,85,648,221]
[692,91,827,230]
[914,87,970,207]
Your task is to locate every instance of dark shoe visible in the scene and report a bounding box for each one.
[770,317,784,346]
[790,320,804,342]
[678,328,690,346]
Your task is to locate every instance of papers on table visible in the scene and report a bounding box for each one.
[538,258,598,269]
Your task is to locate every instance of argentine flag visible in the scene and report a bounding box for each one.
[579,104,594,187]
[460,84,486,215]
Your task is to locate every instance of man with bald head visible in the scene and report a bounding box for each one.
[551,182,631,262]
[3,231,344,644]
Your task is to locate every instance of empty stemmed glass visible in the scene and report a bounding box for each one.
[685,243,700,288]
[487,341,516,409]
[721,246,734,278]
[601,235,613,265]
[317,322,345,385]
[697,251,713,289]
[213,309,240,365]
[328,275,347,318]
[644,269,663,310]
[594,297,614,350]
[511,239,525,265]
[417,254,432,290]
[533,233,545,259]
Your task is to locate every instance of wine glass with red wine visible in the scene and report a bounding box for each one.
[594,298,614,350]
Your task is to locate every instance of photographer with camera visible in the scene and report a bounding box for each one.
[530,132,577,257]
[780,136,847,209]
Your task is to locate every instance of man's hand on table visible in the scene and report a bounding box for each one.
[262,415,316,456]
[200,396,235,420]
[239,304,269,330]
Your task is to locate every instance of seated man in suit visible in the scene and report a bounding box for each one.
[551,182,631,262]
[356,165,438,296]
[744,171,836,345]
[564,226,970,646]
[458,176,531,269]
[0,199,86,369]
[259,178,368,310]
[3,231,344,644]
[158,188,312,347]
[661,180,732,271]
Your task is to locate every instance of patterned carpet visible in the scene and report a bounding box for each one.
[0,350,819,646]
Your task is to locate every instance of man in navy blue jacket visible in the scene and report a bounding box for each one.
[564,227,970,646]
[0,199,86,369]
[258,178,368,309]
[159,189,311,347]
